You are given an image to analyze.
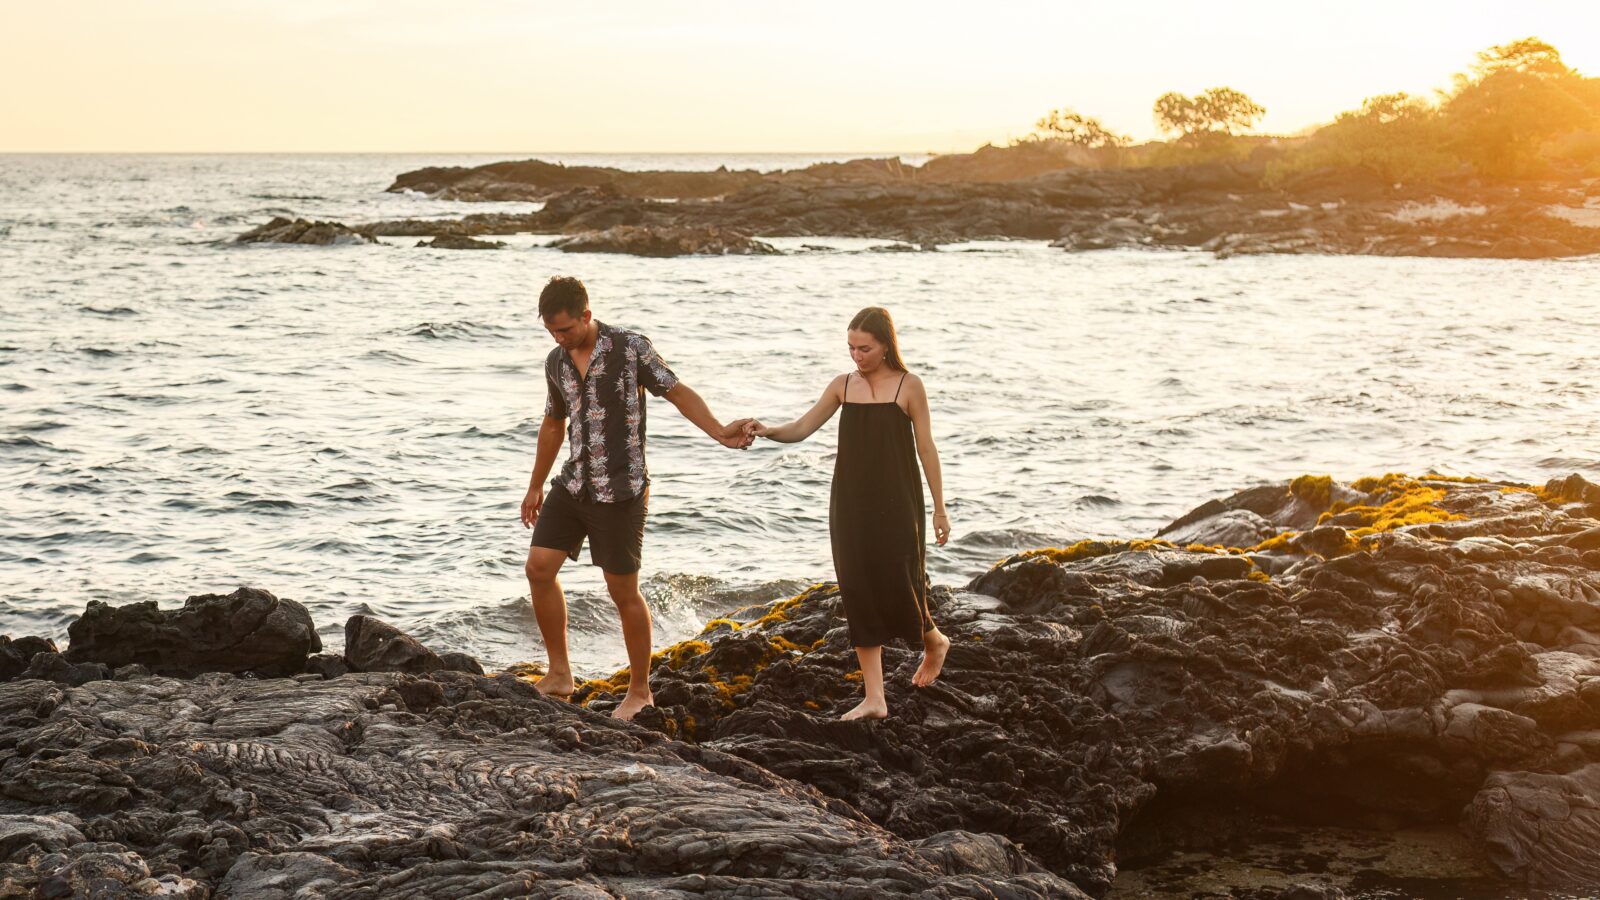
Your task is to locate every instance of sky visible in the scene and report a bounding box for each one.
[2,1,1598,154]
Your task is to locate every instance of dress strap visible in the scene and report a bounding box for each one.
[893,373,908,402]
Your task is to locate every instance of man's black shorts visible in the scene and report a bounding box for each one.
[529,483,648,575]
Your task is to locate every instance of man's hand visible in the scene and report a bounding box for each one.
[718,418,754,449]
[520,486,544,528]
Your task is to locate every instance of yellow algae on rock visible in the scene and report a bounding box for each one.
[1327,477,1464,536]
[1289,474,1334,508]
[658,640,711,670]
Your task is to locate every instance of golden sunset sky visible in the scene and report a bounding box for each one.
[3,1,1597,153]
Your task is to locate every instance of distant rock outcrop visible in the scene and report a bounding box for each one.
[234,216,377,245]
[414,234,506,250]
[361,154,1600,258]
[551,224,780,257]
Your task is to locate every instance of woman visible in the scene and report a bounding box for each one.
[750,307,952,720]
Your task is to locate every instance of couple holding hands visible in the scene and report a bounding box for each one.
[519,276,950,721]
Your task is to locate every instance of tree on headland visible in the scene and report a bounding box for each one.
[1265,92,1455,184]
[1462,37,1572,80]
[1153,87,1266,143]
[1030,108,1129,148]
[1267,36,1600,184]
[1441,38,1596,178]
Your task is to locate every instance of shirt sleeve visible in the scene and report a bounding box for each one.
[631,334,680,397]
[543,355,568,419]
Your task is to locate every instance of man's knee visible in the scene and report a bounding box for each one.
[525,552,563,584]
[603,572,645,608]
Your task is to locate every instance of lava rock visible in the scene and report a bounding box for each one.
[63,587,321,678]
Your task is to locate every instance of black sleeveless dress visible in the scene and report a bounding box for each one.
[830,373,934,648]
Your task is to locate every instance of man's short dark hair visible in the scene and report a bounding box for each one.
[539,276,588,319]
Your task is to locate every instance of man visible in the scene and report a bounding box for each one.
[519,276,751,721]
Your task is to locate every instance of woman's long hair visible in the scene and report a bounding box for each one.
[848,306,906,372]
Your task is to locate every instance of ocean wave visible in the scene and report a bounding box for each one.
[78,305,140,317]
[222,492,300,512]
[362,350,421,364]
[0,435,66,452]
[402,321,512,341]
[307,478,393,504]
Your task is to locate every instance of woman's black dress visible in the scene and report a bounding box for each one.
[830,373,933,648]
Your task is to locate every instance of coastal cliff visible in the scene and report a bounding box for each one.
[4,473,1600,897]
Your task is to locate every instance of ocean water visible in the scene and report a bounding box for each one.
[2,153,1598,674]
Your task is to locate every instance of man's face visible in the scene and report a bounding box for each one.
[543,309,591,350]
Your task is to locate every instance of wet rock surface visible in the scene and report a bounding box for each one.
[5,473,1600,896]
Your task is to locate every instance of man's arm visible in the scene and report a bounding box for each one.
[664,383,750,449]
[521,415,566,527]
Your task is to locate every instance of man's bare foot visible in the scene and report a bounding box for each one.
[840,697,888,720]
[534,671,575,699]
[913,630,950,687]
[612,691,654,721]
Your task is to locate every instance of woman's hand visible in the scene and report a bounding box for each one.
[932,511,950,546]
[746,419,771,439]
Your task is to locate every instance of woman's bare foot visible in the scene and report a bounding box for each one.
[841,697,888,720]
[913,630,950,687]
[534,671,575,699]
[613,690,655,721]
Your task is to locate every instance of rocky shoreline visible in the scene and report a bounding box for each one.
[230,154,1600,259]
[4,472,1600,897]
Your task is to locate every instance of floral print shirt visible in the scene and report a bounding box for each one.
[543,321,679,503]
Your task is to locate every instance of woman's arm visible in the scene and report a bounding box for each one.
[904,375,950,545]
[753,375,846,443]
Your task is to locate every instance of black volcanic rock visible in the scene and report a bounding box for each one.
[0,635,57,681]
[6,474,1600,895]
[414,234,506,250]
[0,672,1084,898]
[343,614,444,674]
[363,154,1600,258]
[235,216,377,245]
[63,587,320,677]
[551,224,779,257]
[581,475,1600,894]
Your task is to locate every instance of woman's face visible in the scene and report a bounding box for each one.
[848,329,886,373]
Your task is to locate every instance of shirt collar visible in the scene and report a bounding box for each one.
[563,320,611,368]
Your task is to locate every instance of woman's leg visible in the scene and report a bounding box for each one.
[842,645,889,719]
[913,626,950,687]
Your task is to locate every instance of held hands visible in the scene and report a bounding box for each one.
[933,512,951,546]
[718,418,755,450]
[520,486,543,528]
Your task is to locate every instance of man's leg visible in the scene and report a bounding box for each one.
[842,645,888,720]
[525,546,576,697]
[601,568,655,721]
